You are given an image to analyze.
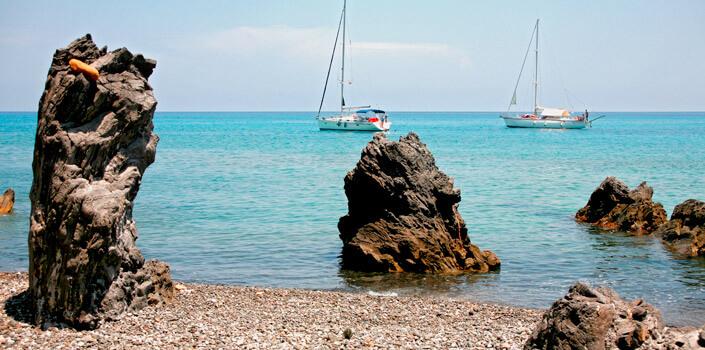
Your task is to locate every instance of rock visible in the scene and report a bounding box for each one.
[524,283,664,350]
[343,328,353,340]
[338,132,500,273]
[576,177,667,234]
[655,199,705,257]
[28,34,172,330]
[661,326,705,350]
[0,188,14,214]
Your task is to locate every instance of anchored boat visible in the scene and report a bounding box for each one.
[502,107,589,129]
[317,107,389,131]
[500,19,598,129]
[315,0,391,132]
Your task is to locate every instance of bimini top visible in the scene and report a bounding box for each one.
[537,106,570,118]
[355,109,386,114]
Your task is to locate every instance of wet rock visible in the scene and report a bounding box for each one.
[525,283,664,350]
[0,188,14,214]
[576,176,667,234]
[655,199,705,257]
[338,132,500,273]
[28,34,171,329]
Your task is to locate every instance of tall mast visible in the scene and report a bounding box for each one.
[533,18,539,116]
[315,2,344,118]
[340,0,346,114]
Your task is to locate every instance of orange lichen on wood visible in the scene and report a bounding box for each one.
[69,59,100,81]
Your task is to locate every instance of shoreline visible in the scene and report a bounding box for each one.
[1,272,543,349]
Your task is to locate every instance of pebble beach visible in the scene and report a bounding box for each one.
[0,272,543,349]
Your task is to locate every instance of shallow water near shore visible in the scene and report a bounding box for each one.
[1,111,704,326]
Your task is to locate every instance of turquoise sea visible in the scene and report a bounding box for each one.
[1,111,704,326]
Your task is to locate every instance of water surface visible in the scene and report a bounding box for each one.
[1,111,704,326]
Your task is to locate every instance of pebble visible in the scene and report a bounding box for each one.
[0,272,543,349]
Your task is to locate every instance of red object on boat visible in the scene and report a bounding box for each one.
[368,117,379,122]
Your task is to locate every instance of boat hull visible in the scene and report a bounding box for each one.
[317,118,391,131]
[501,117,588,129]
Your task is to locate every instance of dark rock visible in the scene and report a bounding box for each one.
[525,283,664,350]
[576,176,632,223]
[28,34,172,329]
[343,328,353,340]
[655,199,705,257]
[576,177,667,234]
[0,188,14,214]
[338,132,500,273]
[131,54,157,79]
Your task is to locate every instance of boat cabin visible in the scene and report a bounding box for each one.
[352,108,388,122]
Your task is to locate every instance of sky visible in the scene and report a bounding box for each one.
[0,0,704,112]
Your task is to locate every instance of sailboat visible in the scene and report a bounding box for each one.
[315,0,391,132]
[500,19,592,129]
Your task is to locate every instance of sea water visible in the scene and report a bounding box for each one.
[1,111,704,326]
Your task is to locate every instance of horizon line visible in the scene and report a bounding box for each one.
[2,110,704,114]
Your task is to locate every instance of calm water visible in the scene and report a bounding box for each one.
[1,111,705,326]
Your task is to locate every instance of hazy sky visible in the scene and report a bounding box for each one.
[1,0,703,111]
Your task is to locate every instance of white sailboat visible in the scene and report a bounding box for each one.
[315,0,391,132]
[500,19,593,129]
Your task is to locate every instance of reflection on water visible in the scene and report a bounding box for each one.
[339,270,500,299]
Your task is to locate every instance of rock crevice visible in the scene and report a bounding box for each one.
[29,34,171,329]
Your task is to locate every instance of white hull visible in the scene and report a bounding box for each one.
[501,116,588,129]
[317,117,391,131]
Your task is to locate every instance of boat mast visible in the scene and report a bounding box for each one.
[533,19,539,116]
[316,3,345,119]
[340,0,346,115]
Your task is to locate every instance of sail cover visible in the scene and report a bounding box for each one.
[538,107,570,117]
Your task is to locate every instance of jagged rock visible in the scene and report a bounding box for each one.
[338,132,500,273]
[576,177,667,234]
[655,199,705,257]
[525,283,666,350]
[526,283,705,349]
[0,188,14,214]
[28,34,172,329]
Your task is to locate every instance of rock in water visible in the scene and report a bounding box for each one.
[0,188,14,214]
[525,283,665,350]
[575,176,667,234]
[338,132,500,273]
[29,34,172,329]
[655,199,705,257]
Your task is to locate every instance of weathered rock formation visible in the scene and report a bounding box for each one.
[525,283,703,350]
[338,132,500,273]
[576,177,667,235]
[28,34,172,329]
[655,199,705,257]
[0,188,14,214]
